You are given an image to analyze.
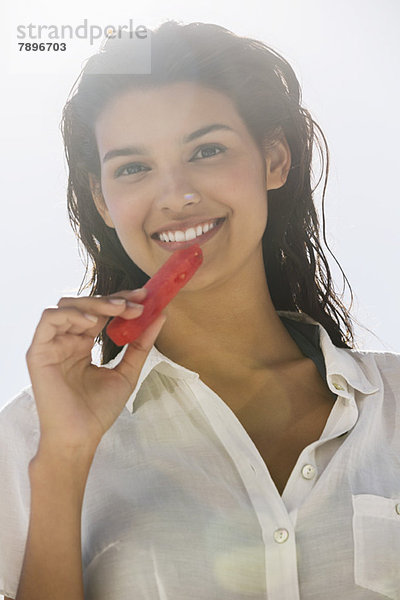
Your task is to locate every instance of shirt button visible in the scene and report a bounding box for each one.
[301,464,317,480]
[333,382,345,391]
[273,528,289,543]
[395,503,400,515]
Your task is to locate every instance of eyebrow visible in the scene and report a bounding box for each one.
[102,123,235,163]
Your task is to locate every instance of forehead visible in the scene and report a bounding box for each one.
[94,82,245,146]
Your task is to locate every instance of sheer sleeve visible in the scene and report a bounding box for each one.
[0,388,39,599]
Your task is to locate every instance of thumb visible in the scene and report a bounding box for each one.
[114,312,167,389]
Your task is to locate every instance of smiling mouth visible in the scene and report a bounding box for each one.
[151,217,225,243]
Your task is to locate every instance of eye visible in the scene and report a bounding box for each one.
[190,144,226,161]
[114,163,150,178]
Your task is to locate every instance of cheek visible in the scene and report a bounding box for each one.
[224,152,266,195]
[225,161,268,222]
[102,196,151,265]
[101,185,146,234]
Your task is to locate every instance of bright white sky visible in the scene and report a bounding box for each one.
[1,0,399,410]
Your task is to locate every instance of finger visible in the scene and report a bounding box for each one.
[57,288,147,312]
[115,313,167,389]
[110,288,147,302]
[28,332,95,372]
[56,295,144,331]
[56,294,145,326]
[29,307,100,347]
[115,300,146,320]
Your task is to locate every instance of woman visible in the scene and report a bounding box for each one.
[1,20,399,600]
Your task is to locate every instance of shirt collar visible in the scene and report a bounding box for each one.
[105,342,199,414]
[107,310,379,414]
[277,311,380,400]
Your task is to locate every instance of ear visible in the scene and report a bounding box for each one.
[88,173,115,228]
[263,128,292,191]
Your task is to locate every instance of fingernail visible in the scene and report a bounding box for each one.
[109,298,126,305]
[84,313,98,322]
[126,301,144,311]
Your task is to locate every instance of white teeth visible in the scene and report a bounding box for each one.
[157,219,221,242]
[185,228,197,241]
[174,230,185,242]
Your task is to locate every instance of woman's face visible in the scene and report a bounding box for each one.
[91,82,290,291]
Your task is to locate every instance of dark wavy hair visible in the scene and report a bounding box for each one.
[61,20,365,364]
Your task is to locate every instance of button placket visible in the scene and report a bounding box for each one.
[281,438,327,515]
[192,378,301,598]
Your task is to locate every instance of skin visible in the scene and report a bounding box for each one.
[89,82,318,415]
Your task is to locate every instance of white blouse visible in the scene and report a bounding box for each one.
[1,310,400,600]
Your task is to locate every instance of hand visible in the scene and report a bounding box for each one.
[26,289,166,455]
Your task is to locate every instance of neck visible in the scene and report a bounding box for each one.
[154,249,303,379]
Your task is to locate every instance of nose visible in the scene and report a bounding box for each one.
[155,172,201,212]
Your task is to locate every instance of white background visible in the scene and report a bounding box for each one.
[1,0,399,415]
